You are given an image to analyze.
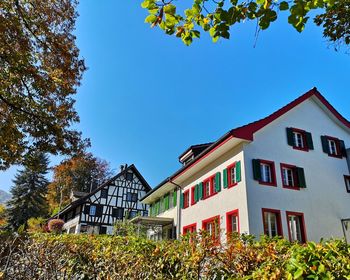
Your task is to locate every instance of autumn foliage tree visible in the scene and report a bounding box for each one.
[47,153,112,213]
[0,0,87,170]
[141,0,350,48]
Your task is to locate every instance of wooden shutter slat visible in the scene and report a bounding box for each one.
[173,190,177,207]
[180,192,184,209]
[286,128,294,146]
[215,172,221,192]
[223,169,228,188]
[236,161,241,182]
[339,140,347,157]
[305,132,314,150]
[296,167,307,188]
[252,159,262,180]
[321,136,330,154]
[198,182,203,200]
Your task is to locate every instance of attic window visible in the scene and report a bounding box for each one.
[126,172,133,181]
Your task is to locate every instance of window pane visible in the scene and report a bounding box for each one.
[261,164,272,182]
[264,212,278,237]
[230,167,236,184]
[293,132,304,148]
[89,205,96,216]
[289,215,303,242]
[231,215,238,232]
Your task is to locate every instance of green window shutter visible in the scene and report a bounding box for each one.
[194,185,198,202]
[286,128,294,146]
[223,169,228,188]
[236,161,242,182]
[252,159,262,181]
[339,140,347,157]
[180,192,184,209]
[296,167,307,188]
[215,172,221,192]
[164,195,169,210]
[173,190,177,206]
[167,194,170,210]
[321,136,330,154]
[305,132,314,150]
[198,182,203,200]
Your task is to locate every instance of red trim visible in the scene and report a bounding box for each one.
[202,174,218,199]
[261,208,283,237]
[183,223,197,234]
[183,190,190,209]
[258,160,277,187]
[344,175,350,193]
[226,209,240,234]
[191,186,196,205]
[324,135,343,158]
[202,215,220,244]
[227,162,238,188]
[290,128,309,152]
[280,163,300,190]
[166,89,350,190]
[286,211,307,243]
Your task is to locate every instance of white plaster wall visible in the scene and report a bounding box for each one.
[244,99,350,241]
[180,145,249,243]
[158,207,178,226]
[63,216,79,232]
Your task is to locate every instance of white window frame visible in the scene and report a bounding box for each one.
[288,215,303,242]
[293,131,304,148]
[264,212,278,237]
[328,139,338,155]
[261,163,272,183]
[230,215,238,233]
[282,167,295,187]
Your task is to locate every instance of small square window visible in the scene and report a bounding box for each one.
[101,189,108,199]
[262,208,283,237]
[226,209,239,237]
[253,159,277,186]
[287,128,313,152]
[89,205,96,216]
[183,190,190,208]
[322,135,346,158]
[286,211,306,243]
[202,216,220,244]
[344,176,350,193]
[126,192,138,202]
[126,172,133,181]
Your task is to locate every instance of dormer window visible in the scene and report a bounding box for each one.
[286,128,314,152]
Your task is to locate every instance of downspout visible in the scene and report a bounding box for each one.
[169,180,183,239]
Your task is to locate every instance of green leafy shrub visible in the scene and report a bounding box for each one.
[0,232,349,279]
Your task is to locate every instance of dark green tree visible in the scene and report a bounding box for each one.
[6,153,50,230]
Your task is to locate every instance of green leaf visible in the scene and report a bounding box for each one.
[164,4,176,15]
[279,1,289,10]
[141,0,149,8]
[256,0,265,5]
[145,14,157,24]
[294,268,304,279]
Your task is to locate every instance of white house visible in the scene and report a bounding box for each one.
[55,164,151,235]
[139,88,350,243]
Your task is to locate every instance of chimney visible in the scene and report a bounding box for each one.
[120,163,128,172]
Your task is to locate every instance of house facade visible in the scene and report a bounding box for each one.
[55,164,151,235]
[140,88,350,243]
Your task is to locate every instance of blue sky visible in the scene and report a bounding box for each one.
[1,0,349,192]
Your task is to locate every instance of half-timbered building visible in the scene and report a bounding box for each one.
[55,164,151,235]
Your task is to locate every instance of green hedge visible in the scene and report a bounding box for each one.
[0,233,349,279]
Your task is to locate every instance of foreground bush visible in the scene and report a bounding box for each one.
[0,233,349,279]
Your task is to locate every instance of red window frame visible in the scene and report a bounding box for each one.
[286,211,307,243]
[191,186,196,205]
[226,209,240,236]
[280,163,300,190]
[259,160,277,187]
[344,175,350,193]
[324,135,342,158]
[202,215,220,244]
[202,174,217,199]
[183,223,197,234]
[227,162,238,188]
[291,128,309,152]
[261,208,283,237]
[183,190,190,209]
